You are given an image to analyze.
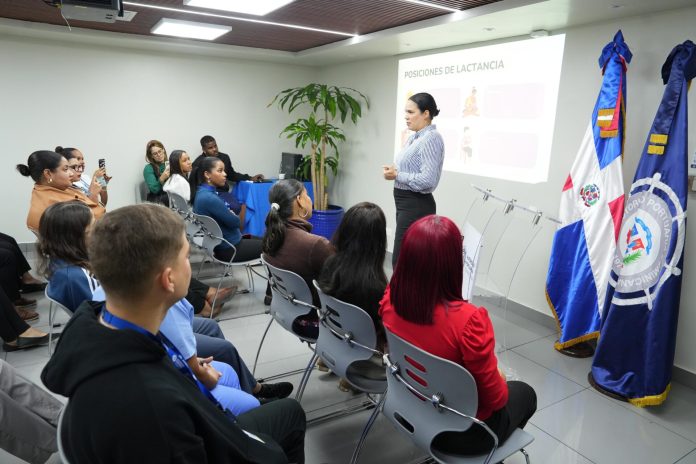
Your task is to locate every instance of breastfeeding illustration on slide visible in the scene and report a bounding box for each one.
[395,35,565,184]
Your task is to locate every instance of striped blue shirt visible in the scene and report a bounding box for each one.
[395,124,445,193]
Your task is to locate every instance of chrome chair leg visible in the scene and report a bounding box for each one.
[295,352,318,403]
[252,318,274,376]
[48,300,54,356]
[350,393,385,464]
[521,448,531,464]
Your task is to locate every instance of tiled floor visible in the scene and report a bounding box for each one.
[2,265,696,464]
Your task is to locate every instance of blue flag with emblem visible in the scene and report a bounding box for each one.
[590,40,696,406]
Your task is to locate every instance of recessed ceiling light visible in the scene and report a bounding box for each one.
[183,0,295,16]
[401,0,458,13]
[124,1,356,37]
[151,18,231,40]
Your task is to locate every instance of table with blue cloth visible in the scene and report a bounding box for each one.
[234,180,313,237]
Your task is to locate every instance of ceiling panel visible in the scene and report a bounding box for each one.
[0,0,503,52]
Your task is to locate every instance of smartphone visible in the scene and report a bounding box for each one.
[97,158,107,187]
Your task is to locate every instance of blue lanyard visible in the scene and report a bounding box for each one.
[100,306,235,420]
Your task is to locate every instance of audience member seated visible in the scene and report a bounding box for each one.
[0,232,46,321]
[0,358,62,464]
[192,157,262,262]
[38,200,290,407]
[17,150,105,231]
[154,295,264,415]
[192,135,258,215]
[143,139,170,206]
[57,146,109,206]
[0,285,49,352]
[379,215,537,456]
[41,204,306,463]
[262,180,335,339]
[163,149,193,203]
[38,201,234,318]
[317,202,388,350]
[192,134,264,185]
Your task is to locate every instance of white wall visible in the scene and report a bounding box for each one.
[320,6,696,374]
[0,33,315,242]
[2,6,695,375]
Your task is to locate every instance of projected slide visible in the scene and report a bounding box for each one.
[395,35,565,184]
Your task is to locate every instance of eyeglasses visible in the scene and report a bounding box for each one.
[151,149,165,157]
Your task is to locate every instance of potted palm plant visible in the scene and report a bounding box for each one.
[269,83,369,238]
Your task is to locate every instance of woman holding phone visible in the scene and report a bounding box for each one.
[143,139,170,206]
[57,146,109,206]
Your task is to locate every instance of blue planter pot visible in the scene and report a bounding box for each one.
[309,205,344,240]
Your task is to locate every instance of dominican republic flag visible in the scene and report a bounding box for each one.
[590,40,696,406]
[546,31,631,351]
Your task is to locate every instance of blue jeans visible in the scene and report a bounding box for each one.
[192,318,257,394]
[209,361,260,415]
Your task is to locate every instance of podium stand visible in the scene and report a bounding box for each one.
[462,185,559,378]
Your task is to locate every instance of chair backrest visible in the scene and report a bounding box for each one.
[193,214,237,262]
[382,328,481,460]
[314,283,385,393]
[57,404,71,464]
[45,285,75,317]
[168,192,191,216]
[136,181,149,204]
[261,255,316,341]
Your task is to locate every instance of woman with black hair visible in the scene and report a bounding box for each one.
[17,150,105,231]
[39,201,234,319]
[38,202,99,311]
[163,150,194,202]
[317,202,388,348]
[262,179,334,338]
[192,157,262,263]
[56,146,109,206]
[383,92,445,267]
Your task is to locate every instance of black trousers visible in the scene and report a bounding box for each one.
[0,286,30,343]
[0,233,31,301]
[432,380,537,456]
[237,398,307,464]
[392,188,436,267]
[214,237,262,263]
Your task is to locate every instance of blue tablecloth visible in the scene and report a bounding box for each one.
[234,180,313,237]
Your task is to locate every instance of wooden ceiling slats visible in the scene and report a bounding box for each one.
[0,0,502,52]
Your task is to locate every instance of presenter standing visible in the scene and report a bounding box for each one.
[383,92,444,267]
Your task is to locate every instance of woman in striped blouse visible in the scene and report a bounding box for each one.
[383,92,445,267]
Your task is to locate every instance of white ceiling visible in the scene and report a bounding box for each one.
[1,0,695,67]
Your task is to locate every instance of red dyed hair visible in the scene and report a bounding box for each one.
[390,215,463,324]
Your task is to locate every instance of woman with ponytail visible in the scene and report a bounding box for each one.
[17,150,105,231]
[192,157,262,262]
[262,180,334,337]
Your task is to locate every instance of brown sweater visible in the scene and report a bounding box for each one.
[264,219,335,306]
[27,184,105,231]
